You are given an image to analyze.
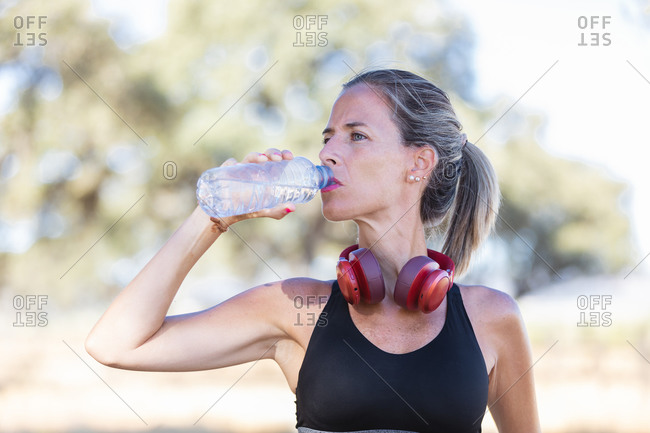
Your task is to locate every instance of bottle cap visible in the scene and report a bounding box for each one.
[316,165,334,189]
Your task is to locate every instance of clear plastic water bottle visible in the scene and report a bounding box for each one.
[197,157,334,218]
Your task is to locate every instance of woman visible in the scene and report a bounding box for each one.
[86,69,541,432]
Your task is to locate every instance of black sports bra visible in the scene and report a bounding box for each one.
[295,281,488,432]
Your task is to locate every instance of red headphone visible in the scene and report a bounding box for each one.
[336,245,455,313]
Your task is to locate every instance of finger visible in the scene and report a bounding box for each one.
[220,157,238,167]
[231,203,295,222]
[265,202,296,220]
[209,216,230,233]
[264,148,283,161]
[242,151,269,163]
[280,149,294,160]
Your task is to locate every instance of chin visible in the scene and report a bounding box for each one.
[321,202,351,222]
[321,207,343,222]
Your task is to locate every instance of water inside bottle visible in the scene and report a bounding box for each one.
[197,179,319,218]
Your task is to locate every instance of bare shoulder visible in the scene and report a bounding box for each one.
[457,284,527,356]
[241,276,332,299]
[244,277,334,328]
[458,283,522,323]
[270,277,334,301]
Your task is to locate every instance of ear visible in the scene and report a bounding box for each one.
[411,146,437,179]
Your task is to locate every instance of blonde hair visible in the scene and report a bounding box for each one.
[343,69,500,275]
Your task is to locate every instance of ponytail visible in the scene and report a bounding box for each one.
[442,141,500,275]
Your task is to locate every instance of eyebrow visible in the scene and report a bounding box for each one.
[322,121,368,135]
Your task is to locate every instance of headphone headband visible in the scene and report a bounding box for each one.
[339,244,455,281]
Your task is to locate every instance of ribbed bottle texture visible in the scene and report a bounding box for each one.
[197,157,333,218]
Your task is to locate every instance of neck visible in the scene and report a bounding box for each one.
[354,205,428,298]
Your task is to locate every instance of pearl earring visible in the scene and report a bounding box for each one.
[415,176,421,182]
[408,175,415,181]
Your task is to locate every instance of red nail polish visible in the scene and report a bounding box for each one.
[285,208,293,213]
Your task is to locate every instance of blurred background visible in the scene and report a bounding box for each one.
[1,0,649,432]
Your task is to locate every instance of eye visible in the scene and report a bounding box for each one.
[351,132,366,141]
[322,136,330,145]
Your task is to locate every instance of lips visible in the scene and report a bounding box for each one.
[322,177,342,193]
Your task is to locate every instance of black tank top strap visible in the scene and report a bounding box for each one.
[444,284,486,365]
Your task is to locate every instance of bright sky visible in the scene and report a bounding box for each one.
[450,0,650,259]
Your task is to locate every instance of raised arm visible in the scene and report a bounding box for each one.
[85,149,303,371]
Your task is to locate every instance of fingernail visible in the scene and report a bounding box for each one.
[285,208,293,213]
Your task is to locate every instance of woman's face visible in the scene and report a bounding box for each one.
[319,84,418,223]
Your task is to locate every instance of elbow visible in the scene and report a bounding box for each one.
[84,332,122,368]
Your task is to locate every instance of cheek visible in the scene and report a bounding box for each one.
[354,164,404,200]
[362,165,405,196]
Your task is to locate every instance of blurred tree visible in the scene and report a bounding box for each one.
[0,0,633,302]
[491,118,631,296]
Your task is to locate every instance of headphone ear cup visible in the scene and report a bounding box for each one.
[348,248,385,304]
[394,256,439,311]
[418,270,451,313]
[336,247,386,305]
[394,256,452,313]
[337,259,360,305]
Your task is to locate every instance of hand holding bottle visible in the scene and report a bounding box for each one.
[203,148,298,232]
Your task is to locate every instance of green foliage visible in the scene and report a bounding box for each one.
[492,119,632,295]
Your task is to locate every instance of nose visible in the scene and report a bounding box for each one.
[319,138,340,167]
